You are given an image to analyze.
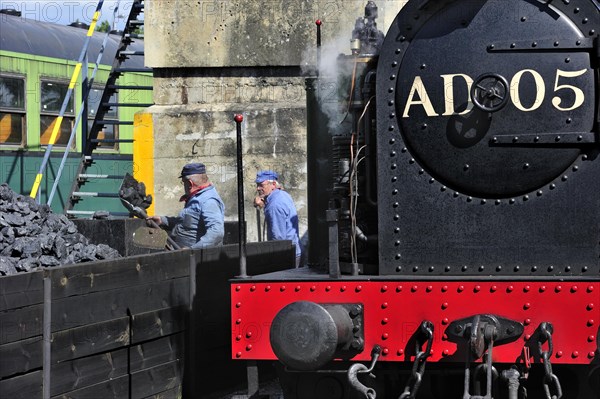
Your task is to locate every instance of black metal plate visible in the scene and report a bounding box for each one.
[376,0,600,275]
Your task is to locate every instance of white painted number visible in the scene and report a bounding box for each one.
[552,69,587,111]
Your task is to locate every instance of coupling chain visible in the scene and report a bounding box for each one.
[399,320,434,399]
[537,322,562,399]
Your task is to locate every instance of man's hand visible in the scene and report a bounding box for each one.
[146,215,163,227]
[254,196,265,209]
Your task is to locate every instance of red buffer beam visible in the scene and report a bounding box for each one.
[231,281,599,365]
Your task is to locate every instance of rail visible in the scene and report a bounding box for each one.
[29,0,106,201]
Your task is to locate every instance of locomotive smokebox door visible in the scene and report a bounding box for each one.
[376,0,599,274]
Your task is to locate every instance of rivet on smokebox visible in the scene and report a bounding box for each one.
[136,263,141,272]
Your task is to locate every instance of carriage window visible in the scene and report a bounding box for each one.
[0,76,26,146]
[88,87,119,149]
[40,81,75,146]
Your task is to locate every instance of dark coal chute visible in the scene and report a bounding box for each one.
[0,184,121,276]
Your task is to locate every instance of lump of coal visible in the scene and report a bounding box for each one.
[0,184,121,277]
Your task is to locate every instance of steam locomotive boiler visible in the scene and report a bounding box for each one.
[231,0,600,398]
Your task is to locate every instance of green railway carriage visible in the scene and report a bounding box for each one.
[0,12,152,215]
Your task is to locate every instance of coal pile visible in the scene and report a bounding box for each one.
[0,184,121,276]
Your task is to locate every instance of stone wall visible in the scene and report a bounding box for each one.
[143,0,407,244]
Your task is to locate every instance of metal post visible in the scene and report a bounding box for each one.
[316,19,322,77]
[256,208,262,242]
[234,114,248,278]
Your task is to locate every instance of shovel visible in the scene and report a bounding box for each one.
[119,176,181,250]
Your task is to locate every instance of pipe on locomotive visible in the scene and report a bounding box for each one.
[306,20,335,271]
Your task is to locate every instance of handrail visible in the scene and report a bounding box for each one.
[29,0,105,200]
[47,1,123,206]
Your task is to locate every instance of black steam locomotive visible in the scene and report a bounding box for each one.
[231,0,600,398]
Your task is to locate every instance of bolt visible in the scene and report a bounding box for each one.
[351,339,363,350]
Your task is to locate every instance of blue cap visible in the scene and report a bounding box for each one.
[255,170,278,183]
[179,163,206,177]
